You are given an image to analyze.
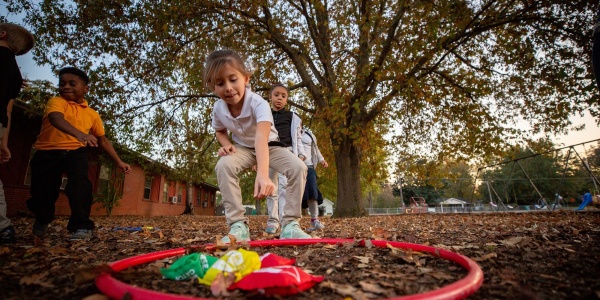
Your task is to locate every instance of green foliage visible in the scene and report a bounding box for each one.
[16,79,56,116]
[93,159,125,217]
[8,0,599,217]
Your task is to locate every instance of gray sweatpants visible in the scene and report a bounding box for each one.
[215,145,307,228]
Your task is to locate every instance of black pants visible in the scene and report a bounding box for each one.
[26,148,94,232]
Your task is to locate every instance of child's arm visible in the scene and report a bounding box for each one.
[215,129,236,156]
[97,135,131,173]
[294,121,306,159]
[254,121,275,199]
[312,133,328,168]
[48,112,99,147]
[0,99,14,163]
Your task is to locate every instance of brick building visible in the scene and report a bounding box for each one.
[0,102,218,217]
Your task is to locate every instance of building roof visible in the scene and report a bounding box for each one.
[439,198,467,205]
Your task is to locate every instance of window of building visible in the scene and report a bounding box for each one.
[143,176,152,200]
[98,165,111,195]
[163,182,169,203]
[196,188,201,206]
[177,185,183,204]
[60,177,68,190]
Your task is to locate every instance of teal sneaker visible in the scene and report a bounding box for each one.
[264,224,278,235]
[280,221,312,239]
[221,221,250,243]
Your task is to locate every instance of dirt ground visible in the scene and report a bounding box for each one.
[1,211,599,300]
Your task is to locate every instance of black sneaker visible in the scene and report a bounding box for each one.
[0,225,16,244]
[32,221,48,238]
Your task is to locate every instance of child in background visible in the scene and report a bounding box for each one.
[27,67,131,241]
[265,83,306,234]
[301,128,329,230]
[205,49,312,242]
[0,23,35,244]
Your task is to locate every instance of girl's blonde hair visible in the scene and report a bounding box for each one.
[203,49,252,91]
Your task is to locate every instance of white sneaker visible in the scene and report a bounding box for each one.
[308,219,325,231]
[280,221,312,239]
[70,229,93,240]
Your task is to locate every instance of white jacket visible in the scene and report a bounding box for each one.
[302,129,325,168]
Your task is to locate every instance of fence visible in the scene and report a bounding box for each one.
[366,204,575,215]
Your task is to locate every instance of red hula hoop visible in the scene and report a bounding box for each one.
[96,238,483,300]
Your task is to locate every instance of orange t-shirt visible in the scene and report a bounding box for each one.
[34,96,105,150]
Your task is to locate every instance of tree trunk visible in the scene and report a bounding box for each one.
[332,138,367,217]
[182,185,194,215]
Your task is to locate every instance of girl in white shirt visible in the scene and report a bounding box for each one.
[205,50,313,242]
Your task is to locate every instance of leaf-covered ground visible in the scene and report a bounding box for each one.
[1,211,599,300]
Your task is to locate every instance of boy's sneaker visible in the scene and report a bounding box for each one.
[280,221,312,239]
[308,219,325,231]
[264,225,278,235]
[0,225,16,244]
[32,221,48,238]
[70,229,93,241]
[221,221,250,243]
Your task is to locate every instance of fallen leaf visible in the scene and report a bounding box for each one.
[81,294,110,300]
[428,271,456,280]
[19,272,54,288]
[473,252,498,262]
[75,264,115,285]
[358,281,387,294]
[353,256,370,264]
[501,236,526,246]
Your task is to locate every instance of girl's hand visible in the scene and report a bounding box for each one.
[218,145,236,156]
[320,160,329,168]
[254,174,275,199]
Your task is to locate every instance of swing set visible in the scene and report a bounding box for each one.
[471,139,600,211]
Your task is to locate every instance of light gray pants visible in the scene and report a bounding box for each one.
[0,180,10,230]
[215,145,307,228]
[266,171,287,228]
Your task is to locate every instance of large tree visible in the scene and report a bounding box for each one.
[8,0,599,216]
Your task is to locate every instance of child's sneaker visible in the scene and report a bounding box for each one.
[308,219,325,231]
[0,225,16,244]
[221,221,250,243]
[32,221,48,238]
[70,229,93,240]
[280,221,312,239]
[264,225,278,235]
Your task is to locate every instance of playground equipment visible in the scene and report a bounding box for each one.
[471,138,600,212]
[404,197,428,214]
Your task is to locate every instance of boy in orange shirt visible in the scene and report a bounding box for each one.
[27,67,131,241]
